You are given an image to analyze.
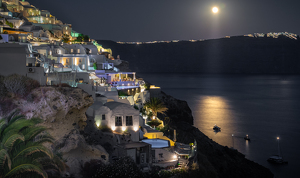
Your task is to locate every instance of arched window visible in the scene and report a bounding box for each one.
[9,36,15,41]
[90,58,95,63]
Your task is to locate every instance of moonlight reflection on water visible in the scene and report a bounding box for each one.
[138,73,300,177]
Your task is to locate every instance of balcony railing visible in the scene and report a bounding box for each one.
[111,81,136,87]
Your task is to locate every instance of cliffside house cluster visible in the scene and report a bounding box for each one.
[0,0,195,171]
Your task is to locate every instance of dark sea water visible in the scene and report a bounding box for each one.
[139,73,300,178]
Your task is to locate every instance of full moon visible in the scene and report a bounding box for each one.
[212,7,219,13]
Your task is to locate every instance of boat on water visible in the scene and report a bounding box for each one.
[268,155,288,164]
[267,137,288,164]
[244,134,250,141]
[213,125,221,132]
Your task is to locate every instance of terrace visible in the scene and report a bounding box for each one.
[95,71,140,89]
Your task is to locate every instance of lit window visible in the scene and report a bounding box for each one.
[77,49,80,53]
[102,114,105,120]
[126,116,133,126]
[115,116,122,126]
[89,50,92,53]
[70,49,73,53]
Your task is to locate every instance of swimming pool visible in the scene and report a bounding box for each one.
[116,86,140,90]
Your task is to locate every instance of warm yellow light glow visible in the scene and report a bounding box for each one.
[173,155,177,159]
[212,7,219,13]
[150,85,160,89]
[134,127,138,132]
[96,120,100,127]
[111,126,116,131]
[122,127,126,131]
[277,137,280,140]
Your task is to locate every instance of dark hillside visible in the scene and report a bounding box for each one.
[98,36,300,74]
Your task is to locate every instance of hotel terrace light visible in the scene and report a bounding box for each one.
[122,127,126,131]
[111,126,116,131]
[134,126,138,132]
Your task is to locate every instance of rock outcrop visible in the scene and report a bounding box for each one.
[14,87,93,140]
[160,91,194,125]
[53,129,109,177]
[3,86,109,177]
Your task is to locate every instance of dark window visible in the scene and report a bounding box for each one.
[102,114,105,120]
[126,116,133,126]
[115,116,122,126]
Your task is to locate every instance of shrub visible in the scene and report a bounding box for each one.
[0,98,17,116]
[81,159,104,178]
[118,91,128,96]
[0,75,7,97]
[99,125,112,133]
[5,20,13,28]
[25,77,40,94]
[134,105,139,110]
[144,83,150,90]
[3,74,27,97]
[158,124,169,133]
[147,119,162,127]
[93,156,145,178]
[62,34,69,43]
[3,74,40,98]
[93,62,97,70]
[158,170,173,178]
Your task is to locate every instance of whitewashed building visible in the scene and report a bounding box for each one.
[94,101,140,142]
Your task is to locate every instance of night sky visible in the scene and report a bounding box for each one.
[28,0,300,42]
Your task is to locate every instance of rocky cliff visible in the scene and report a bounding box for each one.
[173,122,273,178]
[156,91,273,178]
[1,86,109,177]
